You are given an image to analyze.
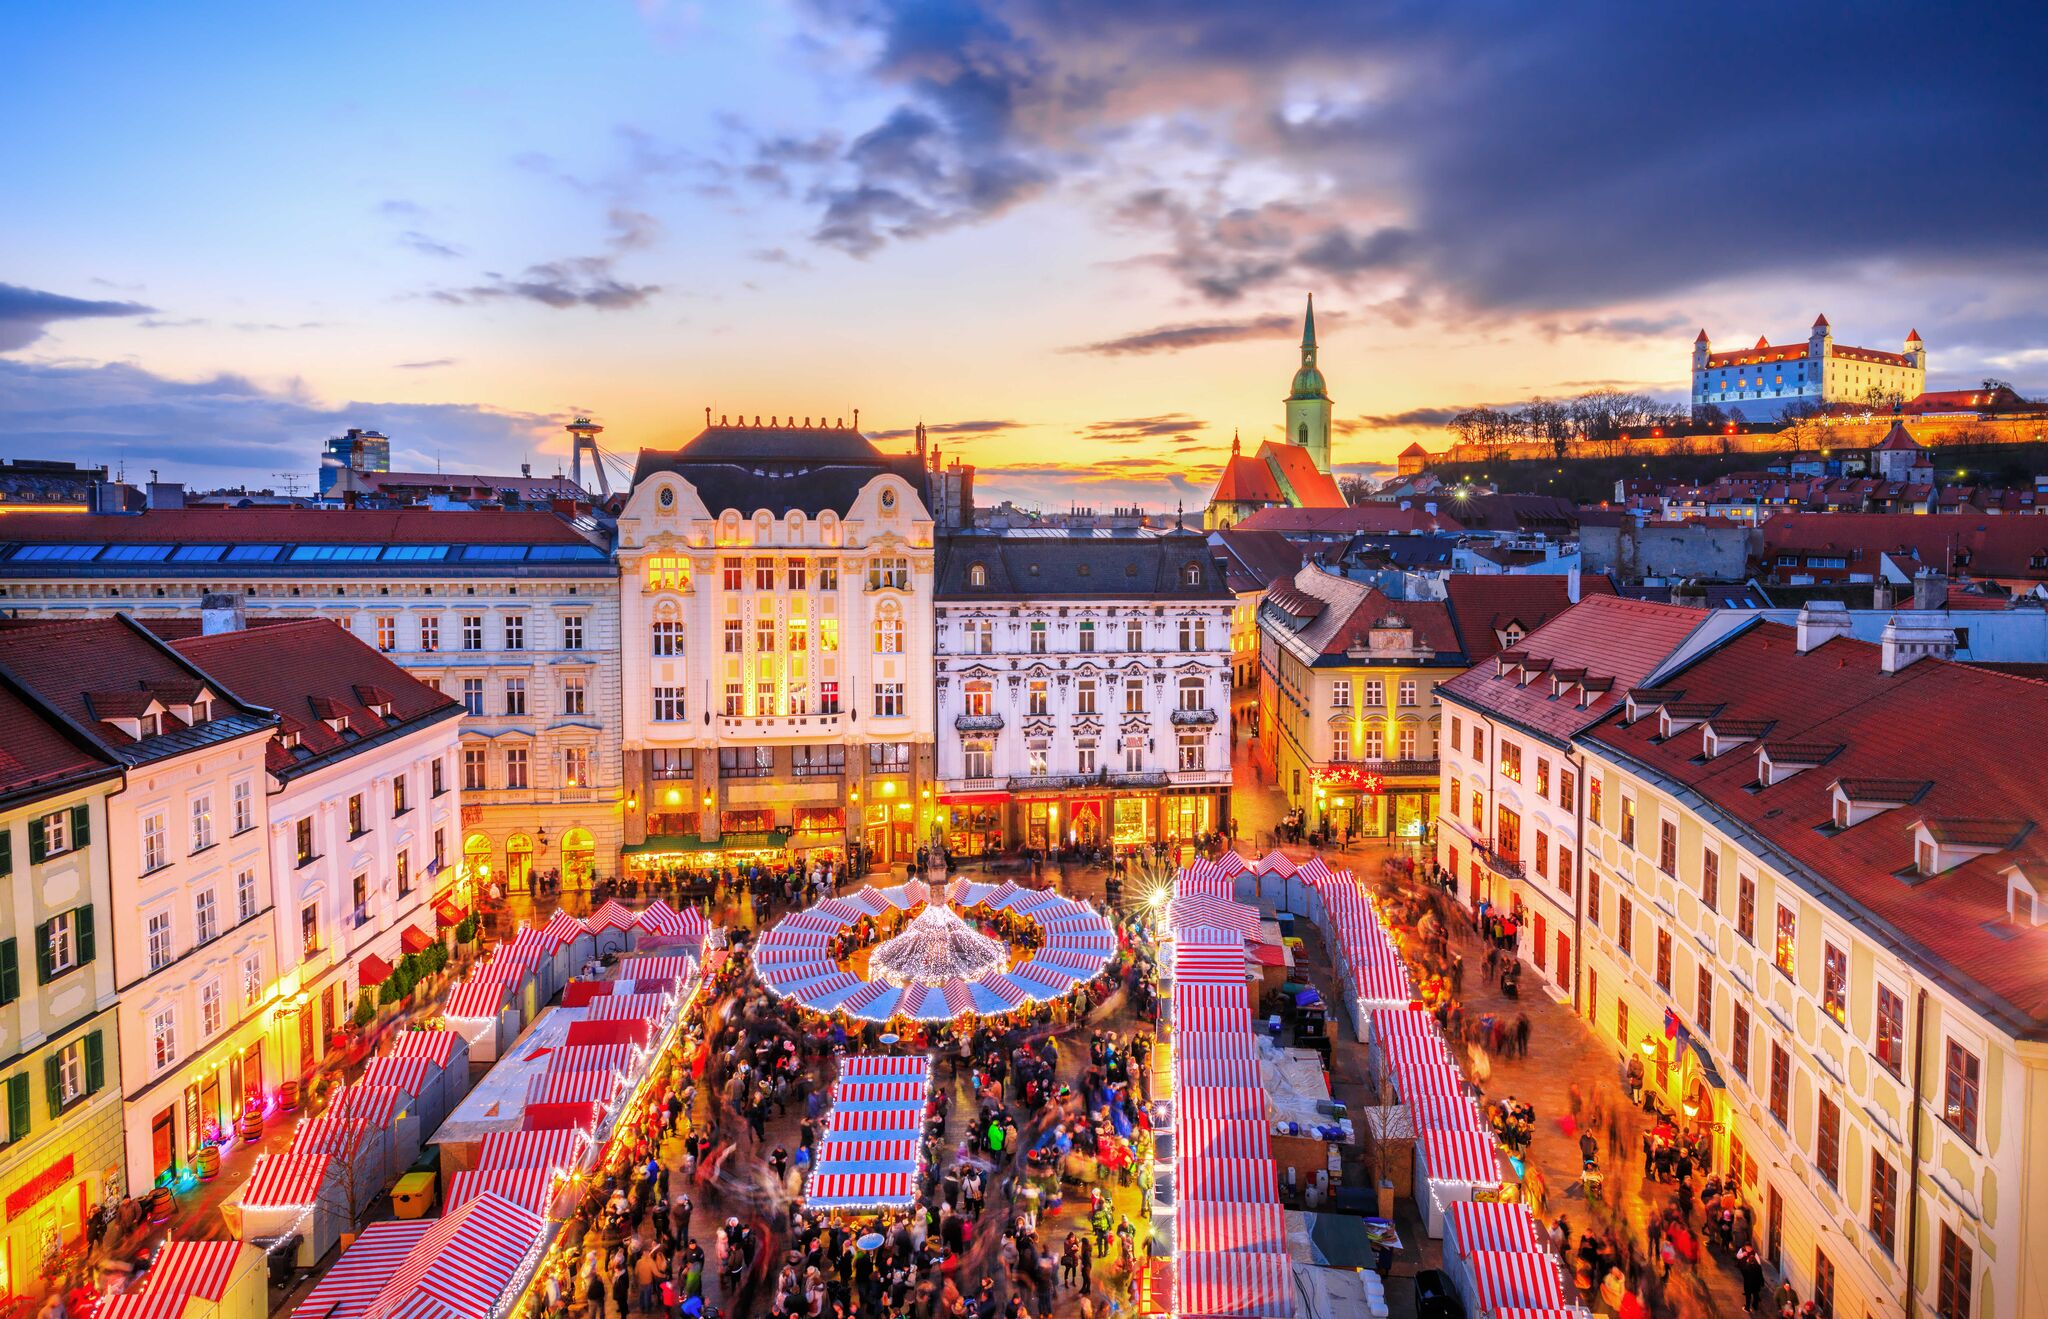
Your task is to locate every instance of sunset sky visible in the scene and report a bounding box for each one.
[4,3,2045,509]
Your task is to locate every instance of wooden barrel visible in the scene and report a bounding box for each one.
[144,1185,176,1223]
[278,1080,299,1110]
[239,1108,264,1142]
[195,1144,221,1180]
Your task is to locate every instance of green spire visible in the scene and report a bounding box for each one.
[1301,293,1317,351]
[1289,293,1327,401]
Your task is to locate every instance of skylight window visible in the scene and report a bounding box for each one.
[100,544,176,562]
[10,544,101,561]
[224,544,285,561]
[170,545,229,562]
[523,545,604,561]
[380,545,451,561]
[288,545,381,561]
[460,545,529,561]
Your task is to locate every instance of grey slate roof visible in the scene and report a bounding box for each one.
[937,528,1230,600]
[632,424,929,516]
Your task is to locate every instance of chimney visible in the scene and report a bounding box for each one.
[1872,581,1894,610]
[1912,567,1947,611]
[1880,615,1957,673]
[1794,600,1854,653]
[1566,565,1582,603]
[200,592,246,636]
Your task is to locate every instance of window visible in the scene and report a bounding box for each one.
[500,615,524,651]
[1655,929,1672,990]
[1816,1095,1840,1186]
[562,674,587,717]
[462,679,484,717]
[503,678,526,716]
[1658,819,1677,874]
[1617,896,1634,958]
[1619,797,1636,847]
[874,683,905,718]
[53,1036,89,1108]
[562,746,589,788]
[1500,742,1522,782]
[756,619,777,652]
[1701,847,1719,911]
[236,869,258,922]
[1732,1004,1751,1080]
[397,850,411,897]
[1822,943,1848,1024]
[1124,736,1145,773]
[201,981,223,1037]
[1589,775,1601,824]
[962,680,994,717]
[1125,619,1143,652]
[563,615,585,650]
[817,558,838,590]
[876,614,904,653]
[1398,679,1417,707]
[1616,997,1628,1048]
[1813,1249,1835,1319]
[1077,619,1095,652]
[232,780,253,834]
[969,619,994,654]
[1026,739,1048,777]
[649,748,690,781]
[1076,738,1096,775]
[963,740,993,779]
[755,557,776,590]
[1028,680,1049,716]
[1124,676,1144,714]
[1362,726,1384,760]
[1536,757,1551,799]
[1028,621,1047,654]
[504,747,529,789]
[1449,716,1461,752]
[1938,1224,1974,1317]
[1178,676,1205,711]
[419,616,440,652]
[375,616,396,652]
[723,620,744,654]
[1875,985,1906,1076]
[1869,1153,1898,1253]
[242,954,262,1007]
[147,911,174,972]
[1557,842,1573,894]
[1331,679,1351,708]
[652,687,688,722]
[867,556,910,590]
[149,1008,176,1073]
[1559,767,1576,807]
[1695,966,1713,1033]
[1943,1041,1979,1144]
[347,793,365,836]
[721,557,742,590]
[141,811,167,873]
[1398,727,1417,759]
[819,681,841,715]
[1449,781,1461,818]
[652,620,683,656]
[1177,733,1206,772]
[1331,728,1351,763]
[37,808,72,858]
[1768,1043,1791,1125]
[1363,679,1385,707]
[1076,679,1096,715]
[301,902,321,957]
[785,560,807,590]
[1738,875,1757,942]
[1774,903,1796,978]
[720,746,773,778]
[1178,617,1207,651]
[462,746,487,791]
[195,890,218,945]
[461,615,483,651]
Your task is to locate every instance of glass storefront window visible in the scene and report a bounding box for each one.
[1113,797,1150,845]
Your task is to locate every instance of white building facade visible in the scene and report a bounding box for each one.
[1692,316,1926,419]
[932,527,1233,855]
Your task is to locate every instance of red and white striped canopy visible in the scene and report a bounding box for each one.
[635,900,705,939]
[358,1056,431,1096]
[831,1079,926,1104]
[446,1167,557,1214]
[1174,1055,1260,1089]
[242,1152,334,1208]
[529,1070,620,1106]
[476,1129,584,1170]
[1036,913,1109,935]
[1493,1310,1578,1319]
[293,1222,433,1319]
[972,971,1026,1008]
[804,1168,915,1207]
[1176,1156,1277,1203]
[1173,980,1253,1026]
[1355,957,1412,1003]
[1176,1249,1294,1317]
[362,1192,546,1319]
[1294,855,1334,884]
[1422,1126,1502,1185]
[1465,1251,1565,1311]
[827,1106,924,1133]
[777,910,847,934]
[1169,895,1261,938]
[585,993,672,1021]
[1172,944,1247,985]
[1177,1087,1266,1123]
[325,1085,402,1125]
[290,1116,371,1159]
[840,1054,931,1080]
[103,1240,253,1319]
[815,897,868,924]
[1037,947,1109,974]
[1393,1060,1466,1098]
[1251,849,1297,878]
[1173,872,1235,899]
[813,1138,918,1165]
[1210,851,1251,877]
[543,910,588,952]
[441,977,510,1020]
[1371,1007,1435,1048]
[1379,1031,1452,1069]
[615,955,695,982]
[1409,1094,1486,1131]
[1177,1118,1272,1161]
[389,1030,459,1067]
[1178,1199,1286,1253]
[548,1044,633,1074]
[583,900,638,933]
[1448,1200,1543,1252]
[1177,1033,1255,1061]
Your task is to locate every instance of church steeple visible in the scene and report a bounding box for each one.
[1285,293,1333,475]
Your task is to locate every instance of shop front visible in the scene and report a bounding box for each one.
[939,794,1007,857]
[0,1098,119,1303]
[1310,768,1438,843]
[1159,789,1218,842]
[857,776,919,864]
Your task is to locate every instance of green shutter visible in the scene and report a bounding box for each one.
[75,907,94,967]
[28,818,45,866]
[5,1075,27,1143]
[83,1033,104,1095]
[0,939,17,1005]
[71,805,89,848]
[43,1054,61,1119]
[32,921,52,985]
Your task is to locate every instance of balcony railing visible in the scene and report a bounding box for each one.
[1326,757,1440,778]
[1170,708,1218,726]
[955,713,1006,732]
[1475,840,1526,880]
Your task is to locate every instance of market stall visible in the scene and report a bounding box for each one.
[101,1240,265,1319]
[357,1054,447,1140]
[1414,1125,1506,1238]
[323,1085,422,1187]
[542,909,593,986]
[1175,1249,1296,1319]
[389,1028,473,1113]
[290,1220,433,1319]
[351,1192,548,1319]
[583,900,639,958]
[230,1152,349,1268]
[441,975,520,1063]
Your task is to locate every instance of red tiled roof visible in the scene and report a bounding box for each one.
[1761,514,2048,581]
[1833,345,1911,367]
[173,620,460,776]
[0,682,121,804]
[1440,575,1616,665]
[1209,454,1285,506]
[0,508,593,546]
[0,618,261,756]
[1439,596,1707,744]
[1257,443,1346,509]
[1705,342,1810,368]
[1870,421,1925,452]
[1583,624,2048,1036]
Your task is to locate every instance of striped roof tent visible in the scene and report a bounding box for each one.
[848,887,892,914]
[831,1079,926,1104]
[542,910,587,951]
[476,1129,584,1170]
[445,1168,558,1214]
[1392,1060,1466,1098]
[839,1055,931,1079]
[775,910,846,934]
[1041,928,1115,949]
[901,984,953,1021]
[1169,895,1260,938]
[505,926,552,959]
[1172,981,1254,1029]
[293,1222,435,1319]
[1172,943,1247,985]
[325,1085,404,1125]
[357,1056,432,1096]
[803,1167,915,1208]
[585,993,672,1021]
[791,971,862,1009]
[1465,1251,1566,1311]
[1175,1249,1294,1317]
[389,1030,460,1067]
[810,1137,918,1165]
[1211,851,1250,877]
[360,1192,547,1319]
[939,977,973,1016]
[1176,1087,1266,1123]
[1009,961,1074,993]
[756,926,834,950]
[547,1043,633,1074]
[1294,855,1334,884]
[980,881,1021,909]
[242,1152,335,1208]
[1174,1055,1260,1088]
[1408,1094,1487,1131]
[529,1070,621,1106]
[968,972,1026,1013]
[1035,947,1108,974]
[900,878,929,906]
[1176,1156,1278,1203]
[103,1241,255,1319]
[1177,1199,1286,1253]
[1251,849,1298,877]
[1176,1118,1271,1161]
[614,955,695,981]
[583,899,637,933]
[440,976,511,1020]
[814,897,868,924]
[826,1106,923,1133]
[839,980,896,1015]
[633,899,688,937]
[1421,1126,1503,1185]
[1448,1200,1544,1252]
[289,1116,372,1159]
[1172,872,1235,900]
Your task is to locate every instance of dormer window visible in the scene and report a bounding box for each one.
[1182,562,1202,587]
[192,698,213,724]
[281,728,301,750]
[968,563,988,588]
[141,712,162,737]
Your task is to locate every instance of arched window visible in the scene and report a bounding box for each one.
[1298,423,1308,445]
[968,562,987,587]
[1183,562,1202,587]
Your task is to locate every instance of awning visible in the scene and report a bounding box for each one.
[718,829,791,850]
[940,793,1010,806]
[620,834,723,856]
[1686,1033,1728,1090]
[434,897,468,927]
[357,953,394,986]
[401,925,437,954]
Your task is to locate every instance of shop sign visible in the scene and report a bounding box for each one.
[1313,768,1386,794]
[5,1155,73,1222]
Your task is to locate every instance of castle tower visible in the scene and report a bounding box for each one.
[1285,293,1333,475]
[1693,328,1711,370]
[1905,327,1926,371]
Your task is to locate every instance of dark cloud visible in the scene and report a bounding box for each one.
[1082,414,1206,440]
[398,230,463,259]
[1342,407,1463,433]
[0,357,558,488]
[434,257,659,310]
[0,282,154,351]
[867,419,1026,441]
[396,358,458,370]
[1068,309,1331,356]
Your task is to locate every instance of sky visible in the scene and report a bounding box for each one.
[4,2,2047,510]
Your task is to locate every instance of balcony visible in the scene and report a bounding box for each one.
[1327,757,1440,779]
[1475,840,1526,880]
[955,713,1005,732]
[1170,708,1218,726]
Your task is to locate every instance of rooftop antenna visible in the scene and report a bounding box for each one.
[271,472,303,498]
[566,417,611,498]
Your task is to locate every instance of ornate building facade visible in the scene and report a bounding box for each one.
[932,526,1233,854]
[1693,316,1926,419]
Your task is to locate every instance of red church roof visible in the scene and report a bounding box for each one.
[1209,454,1285,506]
[1259,442,1345,508]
